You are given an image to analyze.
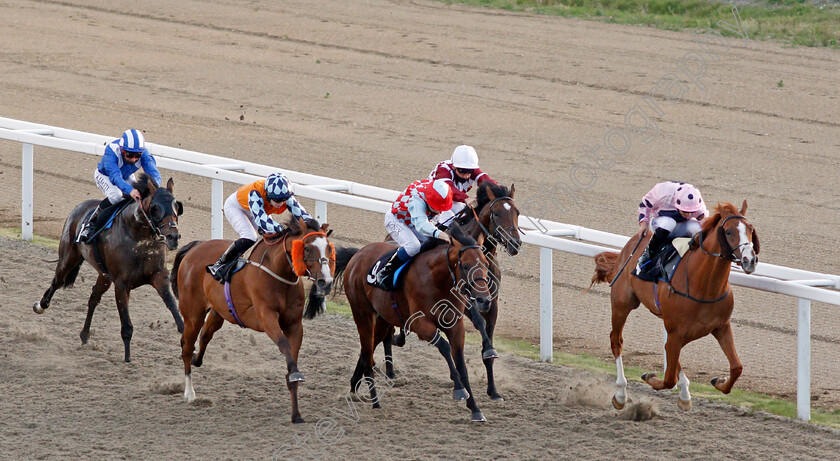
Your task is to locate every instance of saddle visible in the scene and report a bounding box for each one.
[76,199,132,243]
[366,249,413,291]
[635,237,692,283]
[214,259,248,284]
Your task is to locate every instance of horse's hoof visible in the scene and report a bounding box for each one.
[289,372,305,382]
[393,333,406,347]
[79,331,89,345]
[292,416,306,424]
[184,391,196,403]
[482,348,499,360]
[453,388,470,401]
[191,354,203,367]
[470,411,487,423]
[489,393,505,402]
[612,395,626,410]
[710,377,720,386]
[33,302,45,314]
[677,398,692,411]
[641,372,656,383]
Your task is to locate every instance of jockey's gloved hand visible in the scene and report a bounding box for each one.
[435,223,449,232]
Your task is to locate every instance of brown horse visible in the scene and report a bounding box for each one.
[34,174,184,362]
[336,223,492,422]
[170,217,334,424]
[590,201,759,410]
[383,182,522,400]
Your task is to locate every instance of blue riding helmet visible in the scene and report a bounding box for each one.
[265,173,294,201]
[119,129,146,153]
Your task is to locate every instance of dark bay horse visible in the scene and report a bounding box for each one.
[336,224,492,422]
[171,217,334,424]
[590,201,759,410]
[33,174,184,362]
[384,182,522,400]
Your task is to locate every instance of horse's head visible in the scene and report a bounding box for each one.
[289,218,335,296]
[704,200,760,273]
[477,183,521,256]
[448,224,493,314]
[141,177,183,250]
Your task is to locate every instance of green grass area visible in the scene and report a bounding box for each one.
[438,0,840,48]
[326,298,840,429]
[4,230,839,429]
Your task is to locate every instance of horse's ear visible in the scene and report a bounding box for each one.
[717,225,732,257]
[167,178,175,193]
[175,201,184,217]
[297,217,306,233]
[146,177,157,193]
[320,223,329,233]
[476,232,486,247]
[751,228,760,254]
[486,185,497,201]
[509,183,515,199]
[740,200,748,215]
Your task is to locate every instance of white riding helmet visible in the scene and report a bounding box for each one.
[451,145,480,170]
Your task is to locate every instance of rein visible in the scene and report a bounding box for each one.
[471,196,521,250]
[135,198,172,243]
[243,231,334,285]
[447,244,488,300]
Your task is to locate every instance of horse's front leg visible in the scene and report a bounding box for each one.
[467,304,498,360]
[711,321,743,394]
[445,323,486,423]
[151,271,184,333]
[411,317,466,402]
[80,274,111,344]
[261,308,304,423]
[113,282,134,363]
[478,303,504,400]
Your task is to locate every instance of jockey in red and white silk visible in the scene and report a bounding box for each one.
[376,179,454,285]
[428,145,497,226]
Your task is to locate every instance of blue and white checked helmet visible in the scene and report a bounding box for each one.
[119,129,146,153]
[265,173,293,201]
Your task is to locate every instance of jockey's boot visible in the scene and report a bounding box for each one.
[375,248,410,285]
[77,198,111,243]
[207,237,255,282]
[635,227,671,274]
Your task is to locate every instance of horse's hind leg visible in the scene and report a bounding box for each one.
[382,327,395,380]
[641,334,686,408]
[610,294,639,410]
[710,321,743,395]
[80,274,111,344]
[411,318,468,403]
[113,283,134,363]
[151,271,185,333]
[192,310,223,367]
[180,305,205,403]
[34,243,84,314]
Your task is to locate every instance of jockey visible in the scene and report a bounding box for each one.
[635,181,708,274]
[77,129,162,243]
[428,145,497,226]
[375,178,454,284]
[207,172,314,281]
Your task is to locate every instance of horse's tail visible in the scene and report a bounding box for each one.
[588,251,620,290]
[303,246,360,320]
[170,240,201,298]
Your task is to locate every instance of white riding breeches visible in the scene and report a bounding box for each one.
[651,216,702,237]
[94,170,132,205]
[384,213,427,257]
[224,193,260,241]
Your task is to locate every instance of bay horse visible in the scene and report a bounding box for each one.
[170,217,334,424]
[33,174,184,362]
[590,201,759,410]
[383,182,522,400]
[335,223,492,422]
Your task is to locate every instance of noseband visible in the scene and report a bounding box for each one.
[136,199,177,243]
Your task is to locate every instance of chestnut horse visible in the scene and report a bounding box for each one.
[336,224,492,422]
[383,182,522,400]
[170,218,334,424]
[33,174,184,362]
[590,201,759,410]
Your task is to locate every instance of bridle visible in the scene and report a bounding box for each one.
[696,214,752,263]
[136,198,177,243]
[257,231,335,284]
[470,197,522,249]
[447,244,489,300]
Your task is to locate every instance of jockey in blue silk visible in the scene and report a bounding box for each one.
[77,129,162,243]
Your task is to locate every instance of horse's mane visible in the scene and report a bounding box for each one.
[416,222,476,253]
[284,216,321,236]
[700,202,740,236]
[129,173,156,198]
[455,182,511,226]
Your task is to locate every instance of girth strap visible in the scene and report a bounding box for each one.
[224,282,247,328]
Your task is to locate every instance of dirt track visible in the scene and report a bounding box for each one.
[1,0,840,457]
